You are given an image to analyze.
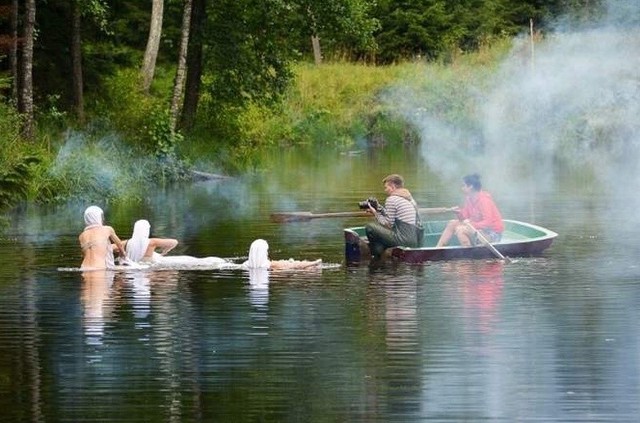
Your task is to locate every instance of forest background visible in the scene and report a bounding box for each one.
[0,0,609,209]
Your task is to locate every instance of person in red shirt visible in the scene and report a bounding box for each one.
[436,174,504,247]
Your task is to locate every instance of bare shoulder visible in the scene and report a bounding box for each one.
[103,225,117,234]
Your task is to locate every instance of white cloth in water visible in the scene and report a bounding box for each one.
[242,239,271,269]
[126,219,151,262]
[126,218,228,268]
[150,252,228,267]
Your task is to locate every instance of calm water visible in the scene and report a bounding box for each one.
[1,146,639,422]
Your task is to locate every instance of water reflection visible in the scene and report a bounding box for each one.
[81,270,115,345]
[248,268,269,308]
[130,271,151,323]
[445,260,504,335]
[364,268,423,419]
[5,141,640,421]
[247,268,270,337]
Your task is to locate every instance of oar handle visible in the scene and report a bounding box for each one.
[464,222,511,262]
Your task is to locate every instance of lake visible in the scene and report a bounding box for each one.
[1,145,639,422]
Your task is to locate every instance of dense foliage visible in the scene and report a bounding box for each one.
[0,0,614,207]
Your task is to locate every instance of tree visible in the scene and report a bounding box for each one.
[141,0,164,92]
[169,0,191,134]
[71,0,85,123]
[19,0,35,140]
[293,0,379,63]
[10,0,18,101]
[202,0,295,108]
[181,0,205,130]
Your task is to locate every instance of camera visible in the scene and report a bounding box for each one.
[358,197,381,211]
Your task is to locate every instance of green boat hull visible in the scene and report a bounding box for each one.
[344,219,558,264]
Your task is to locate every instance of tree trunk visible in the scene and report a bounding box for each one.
[71,0,85,124]
[181,0,205,130]
[141,0,164,93]
[311,34,322,65]
[20,0,35,140]
[306,6,322,65]
[169,0,192,134]
[10,0,19,102]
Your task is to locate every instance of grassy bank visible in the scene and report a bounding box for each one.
[0,39,512,208]
[182,39,511,164]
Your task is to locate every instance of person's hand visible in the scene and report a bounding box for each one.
[367,204,377,214]
[451,206,460,212]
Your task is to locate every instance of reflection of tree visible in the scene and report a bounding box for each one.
[23,251,44,422]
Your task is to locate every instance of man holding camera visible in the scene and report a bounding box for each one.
[365,174,423,259]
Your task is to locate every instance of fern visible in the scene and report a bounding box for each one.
[0,156,40,210]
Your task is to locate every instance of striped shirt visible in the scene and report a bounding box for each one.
[375,195,418,227]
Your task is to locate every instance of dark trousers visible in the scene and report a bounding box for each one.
[365,220,422,258]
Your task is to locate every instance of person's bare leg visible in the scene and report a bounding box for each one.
[436,220,459,247]
[455,225,473,247]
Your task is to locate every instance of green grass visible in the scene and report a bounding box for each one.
[1,38,514,205]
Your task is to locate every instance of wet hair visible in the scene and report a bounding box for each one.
[382,174,404,188]
[463,173,482,191]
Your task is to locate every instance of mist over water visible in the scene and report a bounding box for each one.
[388,0,640,231]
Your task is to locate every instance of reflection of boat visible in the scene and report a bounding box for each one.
[345,219,558,264]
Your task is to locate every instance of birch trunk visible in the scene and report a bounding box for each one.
[311,34,322,65]
[169,0,192,134]
[20,0,35,140]
[141,0,164,92]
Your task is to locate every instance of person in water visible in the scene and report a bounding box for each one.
[122,219,227,267]
[79,206,129,270]
[436,173,504,248]
[242,239,322,270]
[364,174,423,258]
[122,219,178,262]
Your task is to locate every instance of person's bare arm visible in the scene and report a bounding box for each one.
[150,238,179,255]
[108,227,127,258]
[112,240,128,255]
[271,259,322,270]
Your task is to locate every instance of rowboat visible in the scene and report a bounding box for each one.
[344,219,558,264]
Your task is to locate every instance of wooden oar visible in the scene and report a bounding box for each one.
[270,207,455,223]
[464,222,511,263]
[270,211,370,222]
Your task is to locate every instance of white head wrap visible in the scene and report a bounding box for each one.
[242,239,271,269]
[126,219,151,262]
[84,206,104,229]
